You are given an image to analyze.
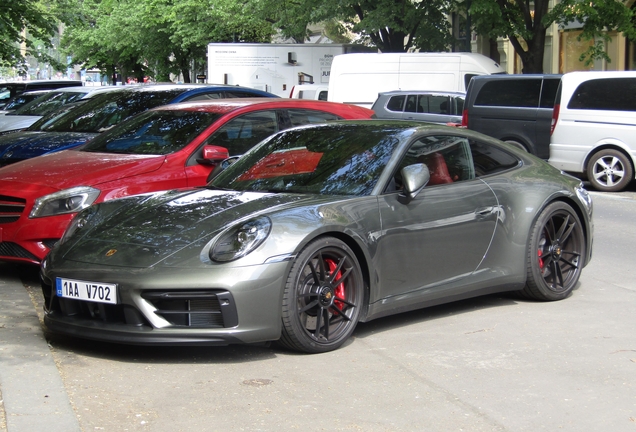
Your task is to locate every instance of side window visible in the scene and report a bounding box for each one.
[469,140,520,177]
[453,96,465,115]
[205,110,278,155]
[287,109,341,127]
[183,92,223,101]
[388,135,475,192]
[430,96,450,114]
[475,79,542,107]
[318,91,328,101]
[225,91,263,98]
[464,74,478,90]
[405,95,417,113]
[568,78,636,111]
[386,95,405,112]
[539,78,560,108]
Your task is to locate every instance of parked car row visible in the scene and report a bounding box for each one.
[372,70,636,192]
[0,79,595,353]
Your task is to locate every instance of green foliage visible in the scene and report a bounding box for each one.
[470,0,636,73]
[0,0,62,68]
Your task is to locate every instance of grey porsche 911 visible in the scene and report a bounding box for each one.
[40,121,593,353]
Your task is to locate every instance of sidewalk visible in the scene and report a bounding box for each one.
[0,264,80,432]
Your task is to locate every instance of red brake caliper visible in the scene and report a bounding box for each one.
[326,259,345,312]
[538,249,544,270]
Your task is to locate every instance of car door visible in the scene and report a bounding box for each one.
[375,133,499,302]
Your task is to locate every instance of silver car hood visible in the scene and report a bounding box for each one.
[60,188,314,267]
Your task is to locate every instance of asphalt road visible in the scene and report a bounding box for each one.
[1,186,635,431]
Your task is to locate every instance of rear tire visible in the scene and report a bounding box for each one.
[586,149,633,192]
[521,202,585,301]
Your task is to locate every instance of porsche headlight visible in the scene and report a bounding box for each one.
[58,205,98,245]
[210,217,271,262]
[30,186,100,218]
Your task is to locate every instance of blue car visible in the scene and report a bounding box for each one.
[0,84,278,166]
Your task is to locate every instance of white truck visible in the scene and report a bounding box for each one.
[207,43,364,98]
[327,52,506,108]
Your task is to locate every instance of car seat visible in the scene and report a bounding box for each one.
[421,152,453,185]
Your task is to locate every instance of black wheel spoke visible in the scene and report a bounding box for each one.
[555,214,570,240]
[322,308,330,339]
[332,266,352,286]
[316,252,327,281]
[314,306,323,339]
[307,260,321,285]
[299,299,319,314]
[329,304,352,321]
[328,256,347,284]
[334,296,356,308]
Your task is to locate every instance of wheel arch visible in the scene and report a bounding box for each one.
[500,137,532,153]
[298,230,373,320]
[583,144,636,179]
[528,194,592,268]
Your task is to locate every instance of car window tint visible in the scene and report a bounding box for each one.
[567,78,636,111]
[318,91,328,101]
[184,93,223,101]
[11,91,88,116]
[405,95,417,113]
[205,110,278,155]
[429,96,450,114]
[386,95,405,112]
[225,91,264,98]
[212,124,400,196]
[288,109,341,127]
[82,110,220,155]
[392,135,475,190]
[539,78,560,108]
[453,96,465,115]
[469,140,520,176]
[33,89,183,133]
[475,79,542,107]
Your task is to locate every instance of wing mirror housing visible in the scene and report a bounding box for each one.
[201,145,230,164]
[398,163,430,205]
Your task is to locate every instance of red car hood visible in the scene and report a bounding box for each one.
[0,150,165,191]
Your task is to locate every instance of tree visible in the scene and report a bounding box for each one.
[251,0,455,52]
[469,0,636,73]
[0,0,63,69]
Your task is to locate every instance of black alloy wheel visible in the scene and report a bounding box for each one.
[279,236,364,353]
[522,202,585,301]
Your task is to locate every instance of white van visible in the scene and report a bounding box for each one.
[549,71,636,192]
[289,84,329,101]
[327,52,505,108]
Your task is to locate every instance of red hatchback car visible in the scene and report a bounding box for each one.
[0,99,374,264]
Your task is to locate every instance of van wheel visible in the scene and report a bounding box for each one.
[586,149,633,192]
[505,140,528,152]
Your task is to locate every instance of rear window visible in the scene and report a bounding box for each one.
[567,78,636,111]
[387,95,406,112]
[474,79,542,108]
[539,78,560,108]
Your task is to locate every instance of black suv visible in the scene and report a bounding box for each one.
[461,74,561,158]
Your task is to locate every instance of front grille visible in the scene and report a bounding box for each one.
[0,241,38,260]
[142,290,237,328]
[0,195,26,223]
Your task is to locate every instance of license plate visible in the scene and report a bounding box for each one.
[55,278,118,304]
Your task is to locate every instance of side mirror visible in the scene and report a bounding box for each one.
[202,145,230,163]
[398,163,430,205]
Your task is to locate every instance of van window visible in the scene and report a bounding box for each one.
[475,79,542,108]
[567,78,636,111]
[539,78,560,108]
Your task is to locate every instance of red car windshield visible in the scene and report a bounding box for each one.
[81,110,221,155]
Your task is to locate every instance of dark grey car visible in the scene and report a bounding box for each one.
[41,121,593,353]
[372,90,465,124]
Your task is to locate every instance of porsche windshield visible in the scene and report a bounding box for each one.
[81,110,220,155]
[211,123,402,196]
[27,89,184,133]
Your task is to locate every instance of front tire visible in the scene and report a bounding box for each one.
[522,202,585,301]
[586,149,633,192]
[279,237,364,353]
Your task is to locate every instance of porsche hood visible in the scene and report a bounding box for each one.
[58,188,313,267]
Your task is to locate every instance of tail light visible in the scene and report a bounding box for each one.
[461,109,468,127]
[550,104,560,135]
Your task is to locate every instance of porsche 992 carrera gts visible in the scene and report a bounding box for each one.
[41,121,593,353]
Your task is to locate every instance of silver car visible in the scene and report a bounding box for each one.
[372,90,465,124]
[41,121,593,353]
